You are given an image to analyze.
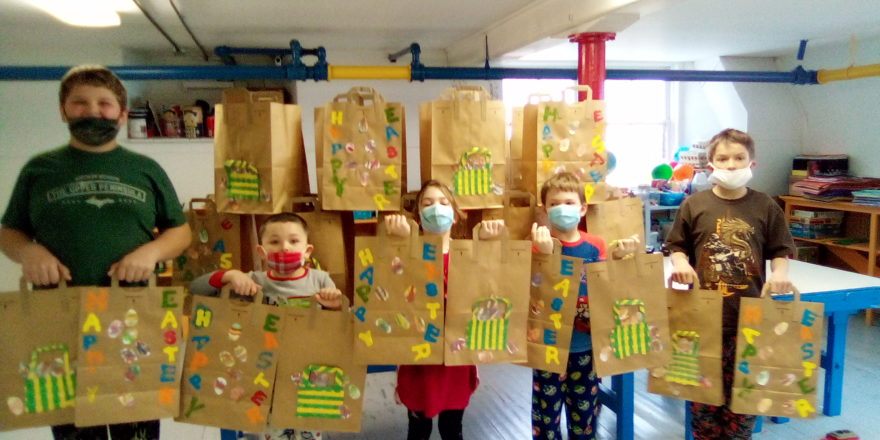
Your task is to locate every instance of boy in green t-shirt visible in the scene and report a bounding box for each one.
[0,65,191,439]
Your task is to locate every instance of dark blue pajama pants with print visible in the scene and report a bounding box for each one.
[532,351,601,440]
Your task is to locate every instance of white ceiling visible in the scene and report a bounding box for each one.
[2,0,879,66]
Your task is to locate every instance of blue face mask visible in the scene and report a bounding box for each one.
[420,203,454,234]
[548,204,581,231]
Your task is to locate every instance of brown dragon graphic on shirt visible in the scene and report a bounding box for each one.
[696,214,760,296]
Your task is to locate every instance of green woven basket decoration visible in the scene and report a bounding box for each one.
[224,159,260,200]
[453,147,493,196]
[24,344,76,414]
[296,365,345,419]
[666,330,701,386]
[466,297,512,351]
[609,299,651,359]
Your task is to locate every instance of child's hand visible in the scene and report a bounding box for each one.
[19,242,71,286]
[765,272,793,296]
[385,214,411,237]
[669,256,699,286]
[109,246,161,283]
[478,219,505,240]
[222,270,261,296]
[610,234,641,260]
[315,287,343,310]
[531,222,553,255]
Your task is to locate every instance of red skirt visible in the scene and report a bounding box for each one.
[396,364,479,418]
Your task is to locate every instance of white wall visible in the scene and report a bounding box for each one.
[678,56,804,196]
[778,35,880,178]
[678,36,880,196]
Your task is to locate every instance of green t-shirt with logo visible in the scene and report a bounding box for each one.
[2,145,187,286]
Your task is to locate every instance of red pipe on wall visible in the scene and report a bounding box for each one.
[569,32,616,101]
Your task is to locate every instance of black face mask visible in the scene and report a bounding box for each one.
[68,117,120,147]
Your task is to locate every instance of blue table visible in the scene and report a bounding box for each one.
[682,260,880,439]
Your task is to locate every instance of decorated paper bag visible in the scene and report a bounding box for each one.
[522,244,582,374]
[317,87,406,211]
[176,288,283,432]
[585,196,644,247]
[214,88,308,214]
[585,252,671,377]
[444,226,531,365]
[173,197,242,285]
[647,288,724,405]
[0,281,79,431]
[521,87,608,198]
[730,287,823,418]
[352,219,445,365]
[420,85,507,209]
[75,279,185,426]
[270,301,366,432]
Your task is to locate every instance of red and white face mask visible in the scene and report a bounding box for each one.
[265,251,303,273]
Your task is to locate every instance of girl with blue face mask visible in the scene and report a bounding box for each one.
[383,180,504,440]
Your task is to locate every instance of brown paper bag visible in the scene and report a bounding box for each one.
[176,288,284,432]
[317,87,406,211]
[521,87,608,198]
[647,288,724,406]
[269,300,366,432]
[730,287,823,418]
[510,107,525,191]
[75,279,185,426]
[0,281,79,431]
[420,86,507,209]
[444,226,531,365]
[585,252,672,377]
[585,196,644,247]
[173,197,242,285]
[522,244,582,374]
[214,88,308,214]
[352,219,445,365]
[289,197,349,295]
[479,190,536,240]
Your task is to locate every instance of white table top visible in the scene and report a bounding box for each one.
[782,259,880,294]
[662,257,880,294]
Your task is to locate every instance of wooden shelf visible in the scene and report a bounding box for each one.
[793,237,871,252]
[781,195,880,324]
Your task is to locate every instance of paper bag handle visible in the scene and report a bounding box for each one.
[188,197,218,212]
[440,85,490,101]
[220,284,266,307]
[526,93,555,104]
[377,215,421,259]
[333,87,386,106]
[471,222,512,262]
[566,85,594,101]
[761,283,800,300]
[18,277,70,292]
[110,275,157,289]
[17,277,70,315]
[288,195,323,213]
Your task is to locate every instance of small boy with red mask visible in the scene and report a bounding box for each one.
[189,212,342,309]
[189,212,341,440]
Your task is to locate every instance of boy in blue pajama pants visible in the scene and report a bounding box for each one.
[530,173,639,440]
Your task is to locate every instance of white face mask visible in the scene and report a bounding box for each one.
[709,166,753,190]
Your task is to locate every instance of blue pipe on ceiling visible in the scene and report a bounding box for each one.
[0,64,819,84]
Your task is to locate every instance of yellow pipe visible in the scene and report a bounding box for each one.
[817,63,880,84]
[327,65,411,80]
